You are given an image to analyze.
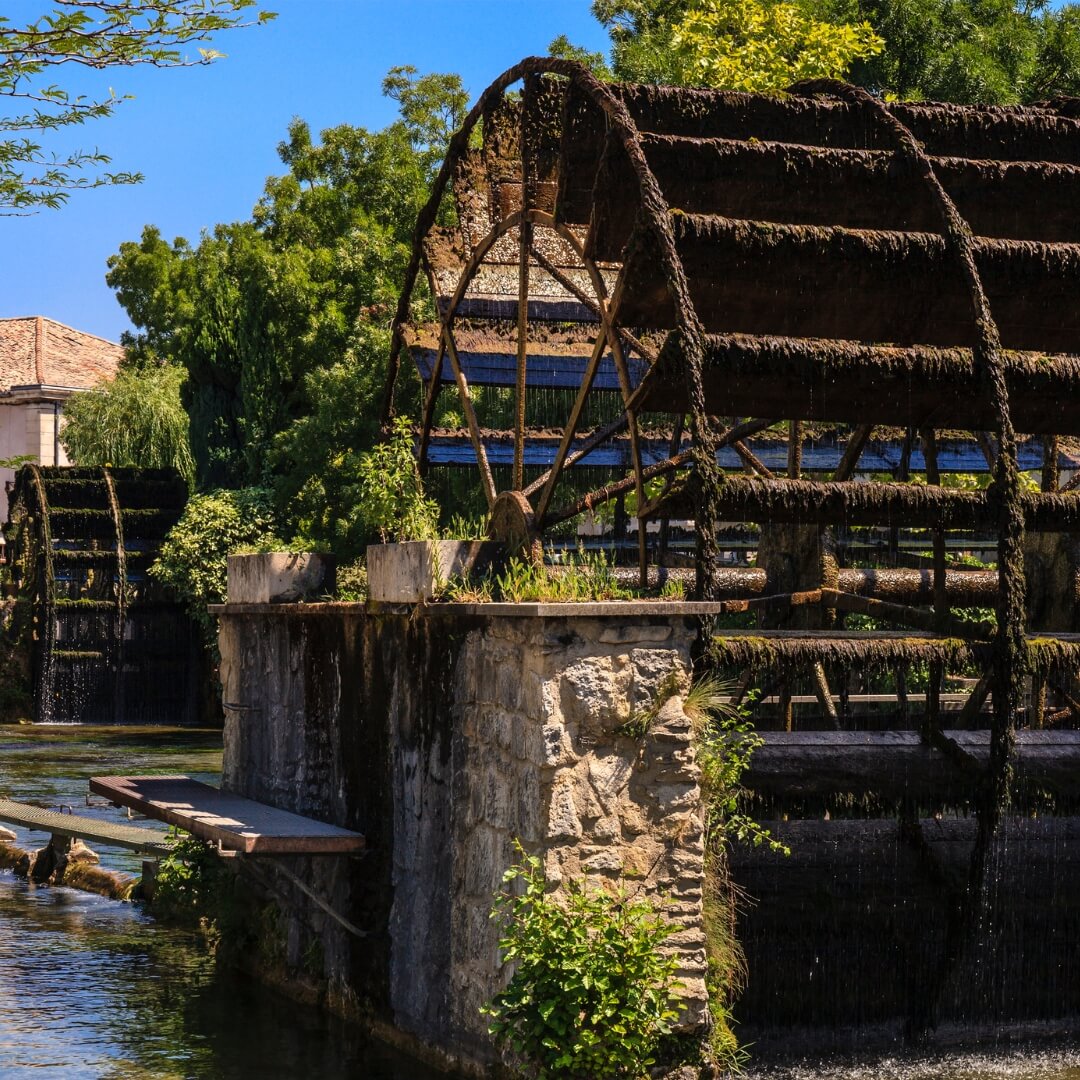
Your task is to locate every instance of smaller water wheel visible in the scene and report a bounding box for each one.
[2,465,198,724]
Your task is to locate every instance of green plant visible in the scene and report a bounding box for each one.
[152,829,233,927]
[335,559,368,602]
[0,455,36,470]
[0,2,274,213]
[659,576,686,601]
[149,486,284,639]
[443,513,489,540]
[355,416,439,543]
[690,676,789,856]
[482,843,684,1079]
[494,549,636,604]
[443,572,495,603]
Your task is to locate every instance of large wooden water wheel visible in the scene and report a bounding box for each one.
[384,59,1080,1033]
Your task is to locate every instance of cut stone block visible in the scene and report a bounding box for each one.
[367,541,500,603]
[227,553,336,605]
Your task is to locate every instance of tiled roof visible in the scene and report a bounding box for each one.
[0,316,123,393]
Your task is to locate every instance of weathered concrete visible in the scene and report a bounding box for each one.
[366,541,501,603]
[226,553,336,605]
[216,605,709,1074]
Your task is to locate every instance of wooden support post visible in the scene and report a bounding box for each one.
[890,428,914,565]
[921,429,949,627]
[955,671,994,729]
[897,662,910,726]
[787,420,803,480]
[1043,435,1060,493]
[924,661,945,743]
[811,661,840,730]
[1033,672,1047,729]
[731,668,754,710]
[780,680,794,732]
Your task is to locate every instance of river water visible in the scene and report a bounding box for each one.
[1,725,1078,1079]
[0,725,445,1079]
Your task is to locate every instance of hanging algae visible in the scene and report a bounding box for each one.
[785,77,1028,1032]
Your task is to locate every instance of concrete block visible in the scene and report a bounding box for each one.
[366,541,500,603]
[227,553,335,604]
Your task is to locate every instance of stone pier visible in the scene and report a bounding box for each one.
[215,601,712,1074]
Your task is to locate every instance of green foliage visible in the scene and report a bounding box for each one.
[659,575,687,600]
[494,551,632,603]
[59,365,195,485]
[558,0,1080,103]
[0,454,36,470]
[0,2,274,213]
[829,0,1080,103]
[671,0,883,90]
[443,513,489,540]
[149,486,283,636]
[483,843,684,1079]
[152,829,233,927]
[334,560,368,602]
[273,324,394,559]
[555,0,881,89]
[354,416,439,543]
[690,676,790,855]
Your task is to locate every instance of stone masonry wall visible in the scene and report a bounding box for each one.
[217,605,710,1074]
[448,615,710,1059]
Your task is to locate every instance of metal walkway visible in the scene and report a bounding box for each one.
[0,797,170,855]
[89,776,366,855]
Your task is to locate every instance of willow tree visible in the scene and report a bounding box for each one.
[60,364,196,485]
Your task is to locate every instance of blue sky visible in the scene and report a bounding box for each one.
[2,1,609,343]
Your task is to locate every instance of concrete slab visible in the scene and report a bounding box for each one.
[227,553,336,605]
[366,541,501,603]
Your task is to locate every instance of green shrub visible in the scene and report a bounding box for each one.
[482,844,684,1079]
[153,830,233,927]
[149,486,284,638]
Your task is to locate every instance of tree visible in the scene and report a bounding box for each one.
[1,1,274,213]
[826,0,1080,102]
[552,0,882,89]
[560,0,1080,103]
[107,67,466,553]
[554,0,881,86]
[671,0,883,91]
[60,364,196,484]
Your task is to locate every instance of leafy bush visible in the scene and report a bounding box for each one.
[150,486,283,637]
[686,676,788,856]
[483,845,684,1079]
[153,830,233,927]
[60,365,196,485]
[354,416,438,543]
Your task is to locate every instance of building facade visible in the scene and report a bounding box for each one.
[0,316,123,520]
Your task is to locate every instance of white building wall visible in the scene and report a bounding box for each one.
[0,401,65,527]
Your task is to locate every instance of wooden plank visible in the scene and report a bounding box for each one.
[89,776,365,856]
[745,730,1080,802]
[0,797,170,855]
